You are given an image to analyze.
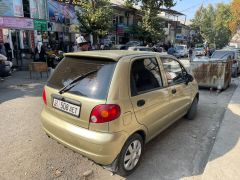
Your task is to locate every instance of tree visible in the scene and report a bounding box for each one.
[229,0,240,33]
[191,3,232,49]
[76,0,113,44]
[132,13,166,44]
[126,0,176,44]
[214,3,232,48]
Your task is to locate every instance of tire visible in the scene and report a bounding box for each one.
[117,134,144,177]
[186,97,198,120]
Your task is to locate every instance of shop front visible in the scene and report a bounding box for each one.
[0,16,34,69]
[47,0,80,52]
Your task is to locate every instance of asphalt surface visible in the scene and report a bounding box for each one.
[0,72,122,180]
[0,69,237,180]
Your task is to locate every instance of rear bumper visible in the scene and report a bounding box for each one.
[41,107,127,165]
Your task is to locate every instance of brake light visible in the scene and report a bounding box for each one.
[233,60,237,64]
[42,87,47,105]
[90,104,121,123]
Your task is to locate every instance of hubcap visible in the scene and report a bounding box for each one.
[123,140,142,171]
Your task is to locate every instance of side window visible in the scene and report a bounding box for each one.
[161,58,187,85]
[131,58,163,96]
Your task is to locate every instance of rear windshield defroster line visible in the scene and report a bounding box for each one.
[47,57,117,100]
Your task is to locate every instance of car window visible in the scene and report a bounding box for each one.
[131,58,163,96]
[47,57,116,100]
[161,58,187,85]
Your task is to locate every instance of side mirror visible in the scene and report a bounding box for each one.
[185,73,194,85]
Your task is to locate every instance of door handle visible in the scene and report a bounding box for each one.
[137,99,145,107]
[172,88,177,94]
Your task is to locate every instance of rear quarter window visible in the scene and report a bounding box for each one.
[47,57,117,100]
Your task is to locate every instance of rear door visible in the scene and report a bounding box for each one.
[46,56,116,131]
[129,56,172,139]
[161,57,193,120]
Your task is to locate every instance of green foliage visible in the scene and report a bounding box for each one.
[191,3,232,49]
[128,0,176,44]
[132,12,166,43]
[76,0,113,42]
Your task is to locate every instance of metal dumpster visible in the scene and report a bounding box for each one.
[190,58,232,90]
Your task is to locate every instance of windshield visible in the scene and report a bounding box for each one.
[47,57,116,100]
[175,46,184,50]
[195,48,203,51]
[211,51,234,59]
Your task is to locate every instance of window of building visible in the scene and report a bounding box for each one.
[23,0,30,18]
[119,16,124,24]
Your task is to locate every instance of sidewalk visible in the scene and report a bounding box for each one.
[201,78,240,180]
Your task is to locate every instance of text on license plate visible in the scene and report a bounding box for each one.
[52,98,80,117]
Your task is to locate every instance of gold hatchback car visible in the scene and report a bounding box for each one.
[41,50,199,176]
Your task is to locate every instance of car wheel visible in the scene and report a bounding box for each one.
[186,97,198,120]
[117,134,143,177]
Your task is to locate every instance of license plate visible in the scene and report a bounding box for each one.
[52,98,80,117]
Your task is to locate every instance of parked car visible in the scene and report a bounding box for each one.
[153,46,168,54]
[41,50,199,176]
[211,49,240,77]
[174,45,188,58]
[0,54,12,78]
[194,48,204,56]
[128,46,154,52]
[112,44,129,50]
[126,41,141,46]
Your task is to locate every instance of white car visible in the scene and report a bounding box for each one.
[174,45,188,58]
[194,48,204,56]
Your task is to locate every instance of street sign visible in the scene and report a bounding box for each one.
[34,19,47,31]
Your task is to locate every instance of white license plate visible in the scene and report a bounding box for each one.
[52,98,80,117]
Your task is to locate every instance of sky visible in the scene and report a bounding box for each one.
[173,0,231,20]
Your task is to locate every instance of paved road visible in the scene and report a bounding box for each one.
[0,72,121,180]
[128,79,238,180]
[0,71,237,180]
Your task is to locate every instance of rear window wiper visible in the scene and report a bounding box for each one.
[59,70,98,94]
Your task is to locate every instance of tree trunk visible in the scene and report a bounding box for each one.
[89,34,93,46]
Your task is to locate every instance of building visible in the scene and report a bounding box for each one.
[229,32,240,48]
[0,0,81,69]
[159,9,190,45]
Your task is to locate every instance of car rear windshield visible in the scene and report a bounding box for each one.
[47,57,117,100]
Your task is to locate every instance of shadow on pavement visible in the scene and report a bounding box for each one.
[0,71,47,104]
[127,81,239,180]
[208,103,240,161]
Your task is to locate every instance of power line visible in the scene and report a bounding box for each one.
[179,0,209,13]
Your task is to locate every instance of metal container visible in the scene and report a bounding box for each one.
[190,59,232,90]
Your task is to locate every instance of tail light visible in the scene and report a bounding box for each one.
[90,104,121,123]
[42,87,47,105]
[233,60,237,64]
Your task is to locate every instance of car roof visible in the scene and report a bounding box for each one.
[64,50,163,61]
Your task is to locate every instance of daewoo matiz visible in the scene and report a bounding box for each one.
[41,50,199,176]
